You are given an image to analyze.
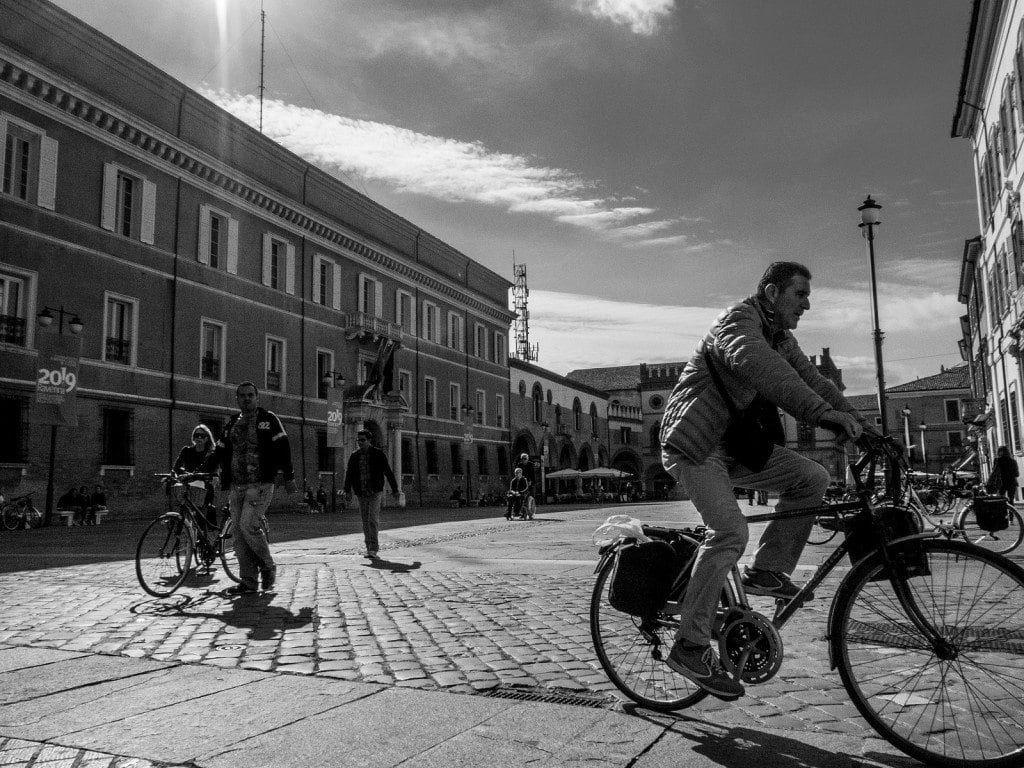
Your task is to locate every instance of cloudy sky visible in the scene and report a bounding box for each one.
[52,0,979,394]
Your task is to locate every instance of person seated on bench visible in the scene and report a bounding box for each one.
[56,485,89,525]
[85,484,107,525]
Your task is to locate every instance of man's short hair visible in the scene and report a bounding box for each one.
[514,467,523,474]
[756,262,812,299]
[520,453,529,460]
[236,381,259,397]
[357,429,372,441]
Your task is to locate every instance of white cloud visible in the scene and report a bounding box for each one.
[204,89,693,244]
[570,0,675,35]
[526,284,963,398]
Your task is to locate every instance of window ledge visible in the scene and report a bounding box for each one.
[100,465,135,477]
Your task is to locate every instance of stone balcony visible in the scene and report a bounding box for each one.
[343,312,403,344]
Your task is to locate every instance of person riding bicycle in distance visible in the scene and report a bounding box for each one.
[659,261,871,700]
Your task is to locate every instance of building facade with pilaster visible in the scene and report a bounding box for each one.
[952,0,1024,487]
[0,0,512,512]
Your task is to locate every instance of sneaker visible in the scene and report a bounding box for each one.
[741,567,812,601]
[665,641,744,701]
[224,583,257,596]
[260,568,277,591]
[362,549,378,558]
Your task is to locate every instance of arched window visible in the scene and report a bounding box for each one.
[518,380,527,397]
[546,389,553,404]
[573,397,582,431]
[590,402,598,434]
[554,404,562,427]
[532,383,544,423]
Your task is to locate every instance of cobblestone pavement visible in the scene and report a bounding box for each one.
[4,502,1009,753]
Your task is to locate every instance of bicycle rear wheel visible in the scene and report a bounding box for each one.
[1,503,22,531]
[953,503,1024,555]
[590,552,708,710]
[218,516,241,584]
[136,514,194,597]
[831,538,1024,767]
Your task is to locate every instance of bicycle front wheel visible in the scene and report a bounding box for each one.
[135,514,194,598]
[831,538,1024,767]
[808,515,838,545]
[954,503,1024,555]
[590,552,708,710]
[218,516,241,584]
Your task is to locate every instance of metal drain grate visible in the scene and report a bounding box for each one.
[479,686,615,709]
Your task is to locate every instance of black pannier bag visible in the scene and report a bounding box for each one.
[608,534,696,617]
[845,505,929,581]
[973,496,1010,533]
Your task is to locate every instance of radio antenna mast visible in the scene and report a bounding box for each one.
[512,257,539,362]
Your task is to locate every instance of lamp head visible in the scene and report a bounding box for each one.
[37,308,55,328]
[68,316,84,334]
[858,195,882,226]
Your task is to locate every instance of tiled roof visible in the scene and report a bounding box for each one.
[887,363,971,393]
[566,365,643,391]
[846,394,878,411]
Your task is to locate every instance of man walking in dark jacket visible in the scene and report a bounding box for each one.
[344,429,399,558]
[208,382,296,594]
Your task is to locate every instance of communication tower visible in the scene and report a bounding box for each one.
[512,261,539,362]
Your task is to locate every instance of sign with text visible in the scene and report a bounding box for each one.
[325,388,345,448]
[33,332,82,427]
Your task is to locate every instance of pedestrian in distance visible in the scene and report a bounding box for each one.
[206,382,296,595]
[343,429,399,559]
[316,484,328,514]
[173,423,218,527]
[57,486,84,525]
[659,261,872,701]
[505,467,531,520]
[989,445,1020,502]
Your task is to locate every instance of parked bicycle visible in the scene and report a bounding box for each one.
[898,468,1022,555]
[591,434,1024,767]
[135,471,240,597]
[1,491,42,531]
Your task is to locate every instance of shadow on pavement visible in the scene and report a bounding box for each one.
[364,557,422,573]
[130,591,313,642]
[625,709,920,767]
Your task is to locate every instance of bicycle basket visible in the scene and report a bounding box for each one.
[608,537,693,617]
[844,505,929,580]
[973,495,1010,532]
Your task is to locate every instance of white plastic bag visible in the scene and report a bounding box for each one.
[592,514,651,548]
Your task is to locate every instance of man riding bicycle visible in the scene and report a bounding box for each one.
[659,261,871,700]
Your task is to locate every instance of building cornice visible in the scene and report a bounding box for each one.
[952,0,1006,139]
[0,46,514,325]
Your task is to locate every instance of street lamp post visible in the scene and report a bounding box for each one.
[461,403,475,501]
[901,407,913,467]
[539,421,549,504]
[36,305,84,524]
[858,196,896,497]
[322,371,345,514]
[919,422,928,474]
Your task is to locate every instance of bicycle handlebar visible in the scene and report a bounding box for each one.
[154,470,216,485]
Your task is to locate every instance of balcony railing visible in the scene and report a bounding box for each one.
[105,337,131,364]
[343,312,403,343]
[201,356,220,380]
[0,314,26,346]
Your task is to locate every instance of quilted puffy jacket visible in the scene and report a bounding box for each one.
[659,296,865,464]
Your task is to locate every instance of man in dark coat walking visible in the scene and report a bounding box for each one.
[344,429,399,558]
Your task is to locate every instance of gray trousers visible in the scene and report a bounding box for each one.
[663,445,830,646]
[357,491,383,552]
[228,483,275,589]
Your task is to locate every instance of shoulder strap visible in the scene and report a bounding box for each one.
[703,349,740,417]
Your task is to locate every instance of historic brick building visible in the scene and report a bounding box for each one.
[0,0,513,512]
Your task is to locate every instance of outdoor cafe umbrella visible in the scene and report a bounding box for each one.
[546,468,583,479]
[580,468,632,478]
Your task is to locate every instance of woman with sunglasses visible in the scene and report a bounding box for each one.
[173,423,218,526]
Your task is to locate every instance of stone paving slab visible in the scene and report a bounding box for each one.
[0,736,165,768]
